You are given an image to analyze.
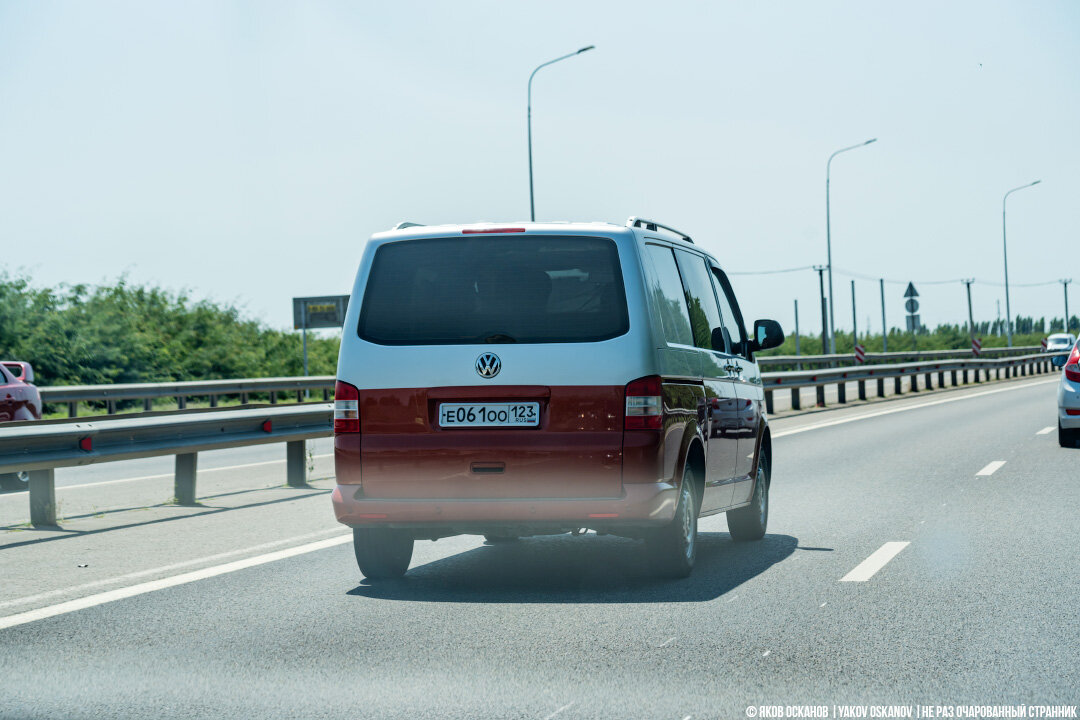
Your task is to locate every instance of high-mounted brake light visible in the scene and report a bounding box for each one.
[625,375,663,430]
[1065,346,1080,383]
[461,228,526,234]
[334,380,360,434]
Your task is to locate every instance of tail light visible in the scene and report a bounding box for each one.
[625,376,662,430]
[1065,347,1080,383]
[334,380,360,433]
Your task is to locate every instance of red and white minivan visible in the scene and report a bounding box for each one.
[332,219,784,579]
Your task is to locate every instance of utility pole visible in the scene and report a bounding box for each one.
[962,279,976,347]
[1062,279,1073,333]
[879,278,887,352]
[851,279,858,348]
[814,266,828,354]
[794,299,801,370]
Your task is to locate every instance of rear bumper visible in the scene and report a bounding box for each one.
[331,482,678,530]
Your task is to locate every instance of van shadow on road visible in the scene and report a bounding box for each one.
[347,532,804,604]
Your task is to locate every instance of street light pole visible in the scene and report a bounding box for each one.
[1062,279,1073,333]
[1002,180,1041,347]
[814,265,828,354]
[527,45,595,222]
[826,138,877,354]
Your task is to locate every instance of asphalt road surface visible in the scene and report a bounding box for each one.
[1,375,1077,719]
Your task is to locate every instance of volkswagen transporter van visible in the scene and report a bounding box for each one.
[332,218,784,579]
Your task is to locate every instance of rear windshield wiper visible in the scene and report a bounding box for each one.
[483,333,517,343]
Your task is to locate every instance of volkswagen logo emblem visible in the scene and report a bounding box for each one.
[475,353,501,379]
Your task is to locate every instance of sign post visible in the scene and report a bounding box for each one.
[292,295,350,393]
[904,282,920,351]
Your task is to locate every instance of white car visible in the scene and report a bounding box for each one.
[1046,333,1076,352]
[1058,338,1080,447]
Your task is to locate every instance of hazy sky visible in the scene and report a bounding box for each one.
[1,0,1077,339]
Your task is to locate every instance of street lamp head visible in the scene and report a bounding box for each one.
[1031,179,1042,186]
[864,138,878,145]
[577,45,595,54]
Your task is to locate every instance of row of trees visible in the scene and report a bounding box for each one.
[0,276,340,386]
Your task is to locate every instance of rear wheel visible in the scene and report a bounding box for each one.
[352,528,413,580]
[645,463,699,579]
[727,452,769,541]
[0,472,28,492]
[1060,423,1079,448]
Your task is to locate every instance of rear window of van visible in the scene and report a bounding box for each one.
[358,235,629,345]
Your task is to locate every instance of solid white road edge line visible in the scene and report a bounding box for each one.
[1037,426,1055,435]
[772,378,1057,439]
[0,526,346,610]
[0,453,335,497]
[976,460,1007,476]
[0,534,351,631]
[840,541,910,582]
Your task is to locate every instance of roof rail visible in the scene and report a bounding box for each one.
[392,221,425,230]
[626,217,693,244]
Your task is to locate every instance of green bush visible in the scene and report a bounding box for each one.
[0,274,339,386]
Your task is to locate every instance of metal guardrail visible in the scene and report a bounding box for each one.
[41,376,336,416]
[756,345,1040,370]
[0,405,332,526]
[5,351,1066,528]
[760,351,1066,412]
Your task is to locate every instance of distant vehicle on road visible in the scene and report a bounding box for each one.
[332,219,784,580]
[0,361,41,490]
[1058,339,1080,448]
[1046,333,1076,353]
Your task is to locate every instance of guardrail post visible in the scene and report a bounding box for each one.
[29,469,57,527]
[106,400,116,414]
[143,398,152,412]
[876,378,885,398]
[894,377,902,395]
[837,382,846,404]
[815,385,825,407]
[938,371,945,387]
[1021,364,1027,377]
[996,367,1001,380]
[209,395,218,408]
[68,402,78,418]
[175,453,198,505]
[286,440,307,487]
[950,370,958,386]
[924,372,933,389]
[973,368,981,383]
[857,379,866,400]
[177,396,187,409]
[962,370,969,384]
[910,374,919,392]
[765,390,774,414]
[296,390,303,403]
[241,392,249,404]
[791,388,801,410]
[323,389,330,401]
[270,392,278,405]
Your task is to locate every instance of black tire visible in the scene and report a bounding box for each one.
[483,535,519,544]
[645,463,699,579]
[352,528,413,580]
[0,472,28,492]
[727,452,769,541]
[1060,423,1078,448]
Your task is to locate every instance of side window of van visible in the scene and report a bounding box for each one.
[673,249,726,352]
[711,267,748,357]
[644,245,693,346]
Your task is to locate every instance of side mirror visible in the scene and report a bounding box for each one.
[749,319,784,353]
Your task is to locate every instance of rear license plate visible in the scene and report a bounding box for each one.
[438,402,540,428]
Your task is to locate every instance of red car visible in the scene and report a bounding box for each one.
[0,361,41,490]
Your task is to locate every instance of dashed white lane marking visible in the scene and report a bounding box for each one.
[976,460,1006,476]
[840,542,910,582]
[762,650,771,657]
[0,527,346,610]
[0,454,334,496]
[658,637,675,648]
[542,702,575,720]
[1037,426,1055,435]
[0,534,350,631]
[773,378,1057,439]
